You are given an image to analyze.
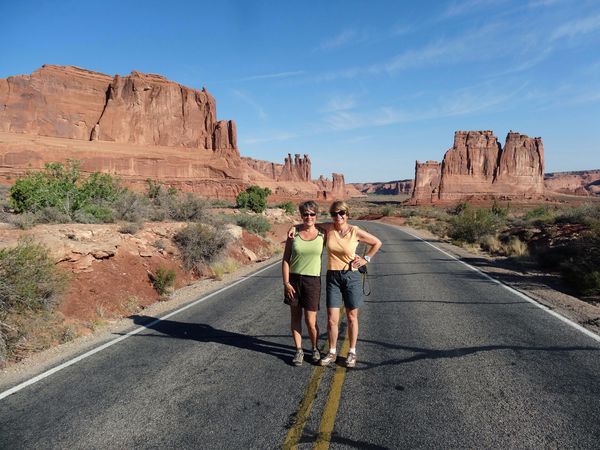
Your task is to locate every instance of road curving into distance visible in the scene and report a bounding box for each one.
[1,222,599,449]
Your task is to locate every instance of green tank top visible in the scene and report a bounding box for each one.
[290,229,325,276]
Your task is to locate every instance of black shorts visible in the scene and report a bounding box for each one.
[289,273,321,311]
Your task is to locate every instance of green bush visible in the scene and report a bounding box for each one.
[278,201,295,215]
[236,214,271,236]
[381,205,394,217]
[173,224,229,271]
[236,185,272,213]
[9,160,122,222]
[151,267,177,295]
[448,206,504,243]
[0,238,67,317]
[113,191,152,223]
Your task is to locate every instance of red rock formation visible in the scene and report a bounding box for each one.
[411,130,545,203]
[438,131,501,200]
[279,154,311,182]
[0,65,237,153]
[412,161,442,204]
[351,179,413,195]
[0,65,352,200]
[0,65,112,140]
[544,170,600,196]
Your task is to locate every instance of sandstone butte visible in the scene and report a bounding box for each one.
[410,130,546,204]
[0,65,361,200]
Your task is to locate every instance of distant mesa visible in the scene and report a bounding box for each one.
[0,65,355,200]
[410,130,545,204]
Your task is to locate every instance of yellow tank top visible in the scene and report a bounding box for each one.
[326,225,360,271]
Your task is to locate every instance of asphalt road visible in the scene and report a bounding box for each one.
[1,222,599,449]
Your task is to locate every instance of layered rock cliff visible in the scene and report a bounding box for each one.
[544,170,600,196]
[411,130,544,203]
[0,65,237,152]
[0,65,351,199]
[351,179,413,195]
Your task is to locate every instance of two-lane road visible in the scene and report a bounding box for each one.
[1,222,599,449]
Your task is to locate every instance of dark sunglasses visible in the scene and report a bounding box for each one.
[302,212,317,217]
[330,210,347,217]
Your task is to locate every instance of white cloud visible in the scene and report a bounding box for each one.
[320,95,357,113]
[317,29,366,51]
[551,13,600,41]
[241,131,298,145]
[236,71,305,82]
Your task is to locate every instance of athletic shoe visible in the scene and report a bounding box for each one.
[320,351,337,366]
[311,348,321,364]
[292,349,304,366]
[346,352,357,368]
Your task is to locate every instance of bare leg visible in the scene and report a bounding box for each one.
[291,305,303,349]
[346,308,359,349]
[304,310,319,349]
[327,307,340,352]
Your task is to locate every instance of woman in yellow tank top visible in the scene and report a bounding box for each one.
[317,200,382,368]
[288,200,382,368]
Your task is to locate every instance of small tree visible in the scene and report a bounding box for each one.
[235,185,272,213]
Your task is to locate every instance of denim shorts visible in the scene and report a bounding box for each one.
[326,270,363,310]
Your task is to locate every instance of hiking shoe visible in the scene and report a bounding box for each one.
[320,351,337,366]
[346,352,357,368]
[292,349,304,366]
[311,348,321,364]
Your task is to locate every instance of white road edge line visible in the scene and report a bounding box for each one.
[0,260,281,401]
[395,226,600,344]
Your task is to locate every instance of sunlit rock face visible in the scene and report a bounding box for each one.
[544,170,600,196]
[411,130,545,203]
[0,65,351,199]
[0,65,238,154]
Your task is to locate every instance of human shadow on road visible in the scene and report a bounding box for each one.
[346,338,599,371]
[128,315,296,365]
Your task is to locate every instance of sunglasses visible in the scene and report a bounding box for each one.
[302,212,317,218]
[330,210,347,217]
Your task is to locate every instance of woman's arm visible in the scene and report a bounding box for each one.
[352,228,382,269]
[281,237,296,298]
[287,221,334,239]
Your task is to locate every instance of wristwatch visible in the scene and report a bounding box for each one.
[363,255,371,263]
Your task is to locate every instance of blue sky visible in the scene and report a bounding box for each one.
[1,0,599,182]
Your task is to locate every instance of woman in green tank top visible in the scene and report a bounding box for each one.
[282,200,325,366]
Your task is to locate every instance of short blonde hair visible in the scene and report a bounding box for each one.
[329,200,350,216]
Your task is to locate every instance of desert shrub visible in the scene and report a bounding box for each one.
[236,185,272,213]
[278,201,295,215]
[211,199,234,208]
[168,193,208,222]
[113,190,151,223]
[504,236,528,257]
[173,223,229,271]
[0,238,67,316]
[10,212,36,229]
[447,201,470,216]
[491,199,510,218]
[236,214,271,236]
[555,203,600,226]
[480,235,502,254]
[448,207,504,243]
[9,161,122,220]
[426,221,450,237]
[210,258,240,280]
[381,205,394,217]
[32,207,72,224]
[118,222,143,234]
[151,267,177,295]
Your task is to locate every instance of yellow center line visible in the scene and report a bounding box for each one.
[282,364,326,450]
[313,314,350,450]
[282,307,349,450]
